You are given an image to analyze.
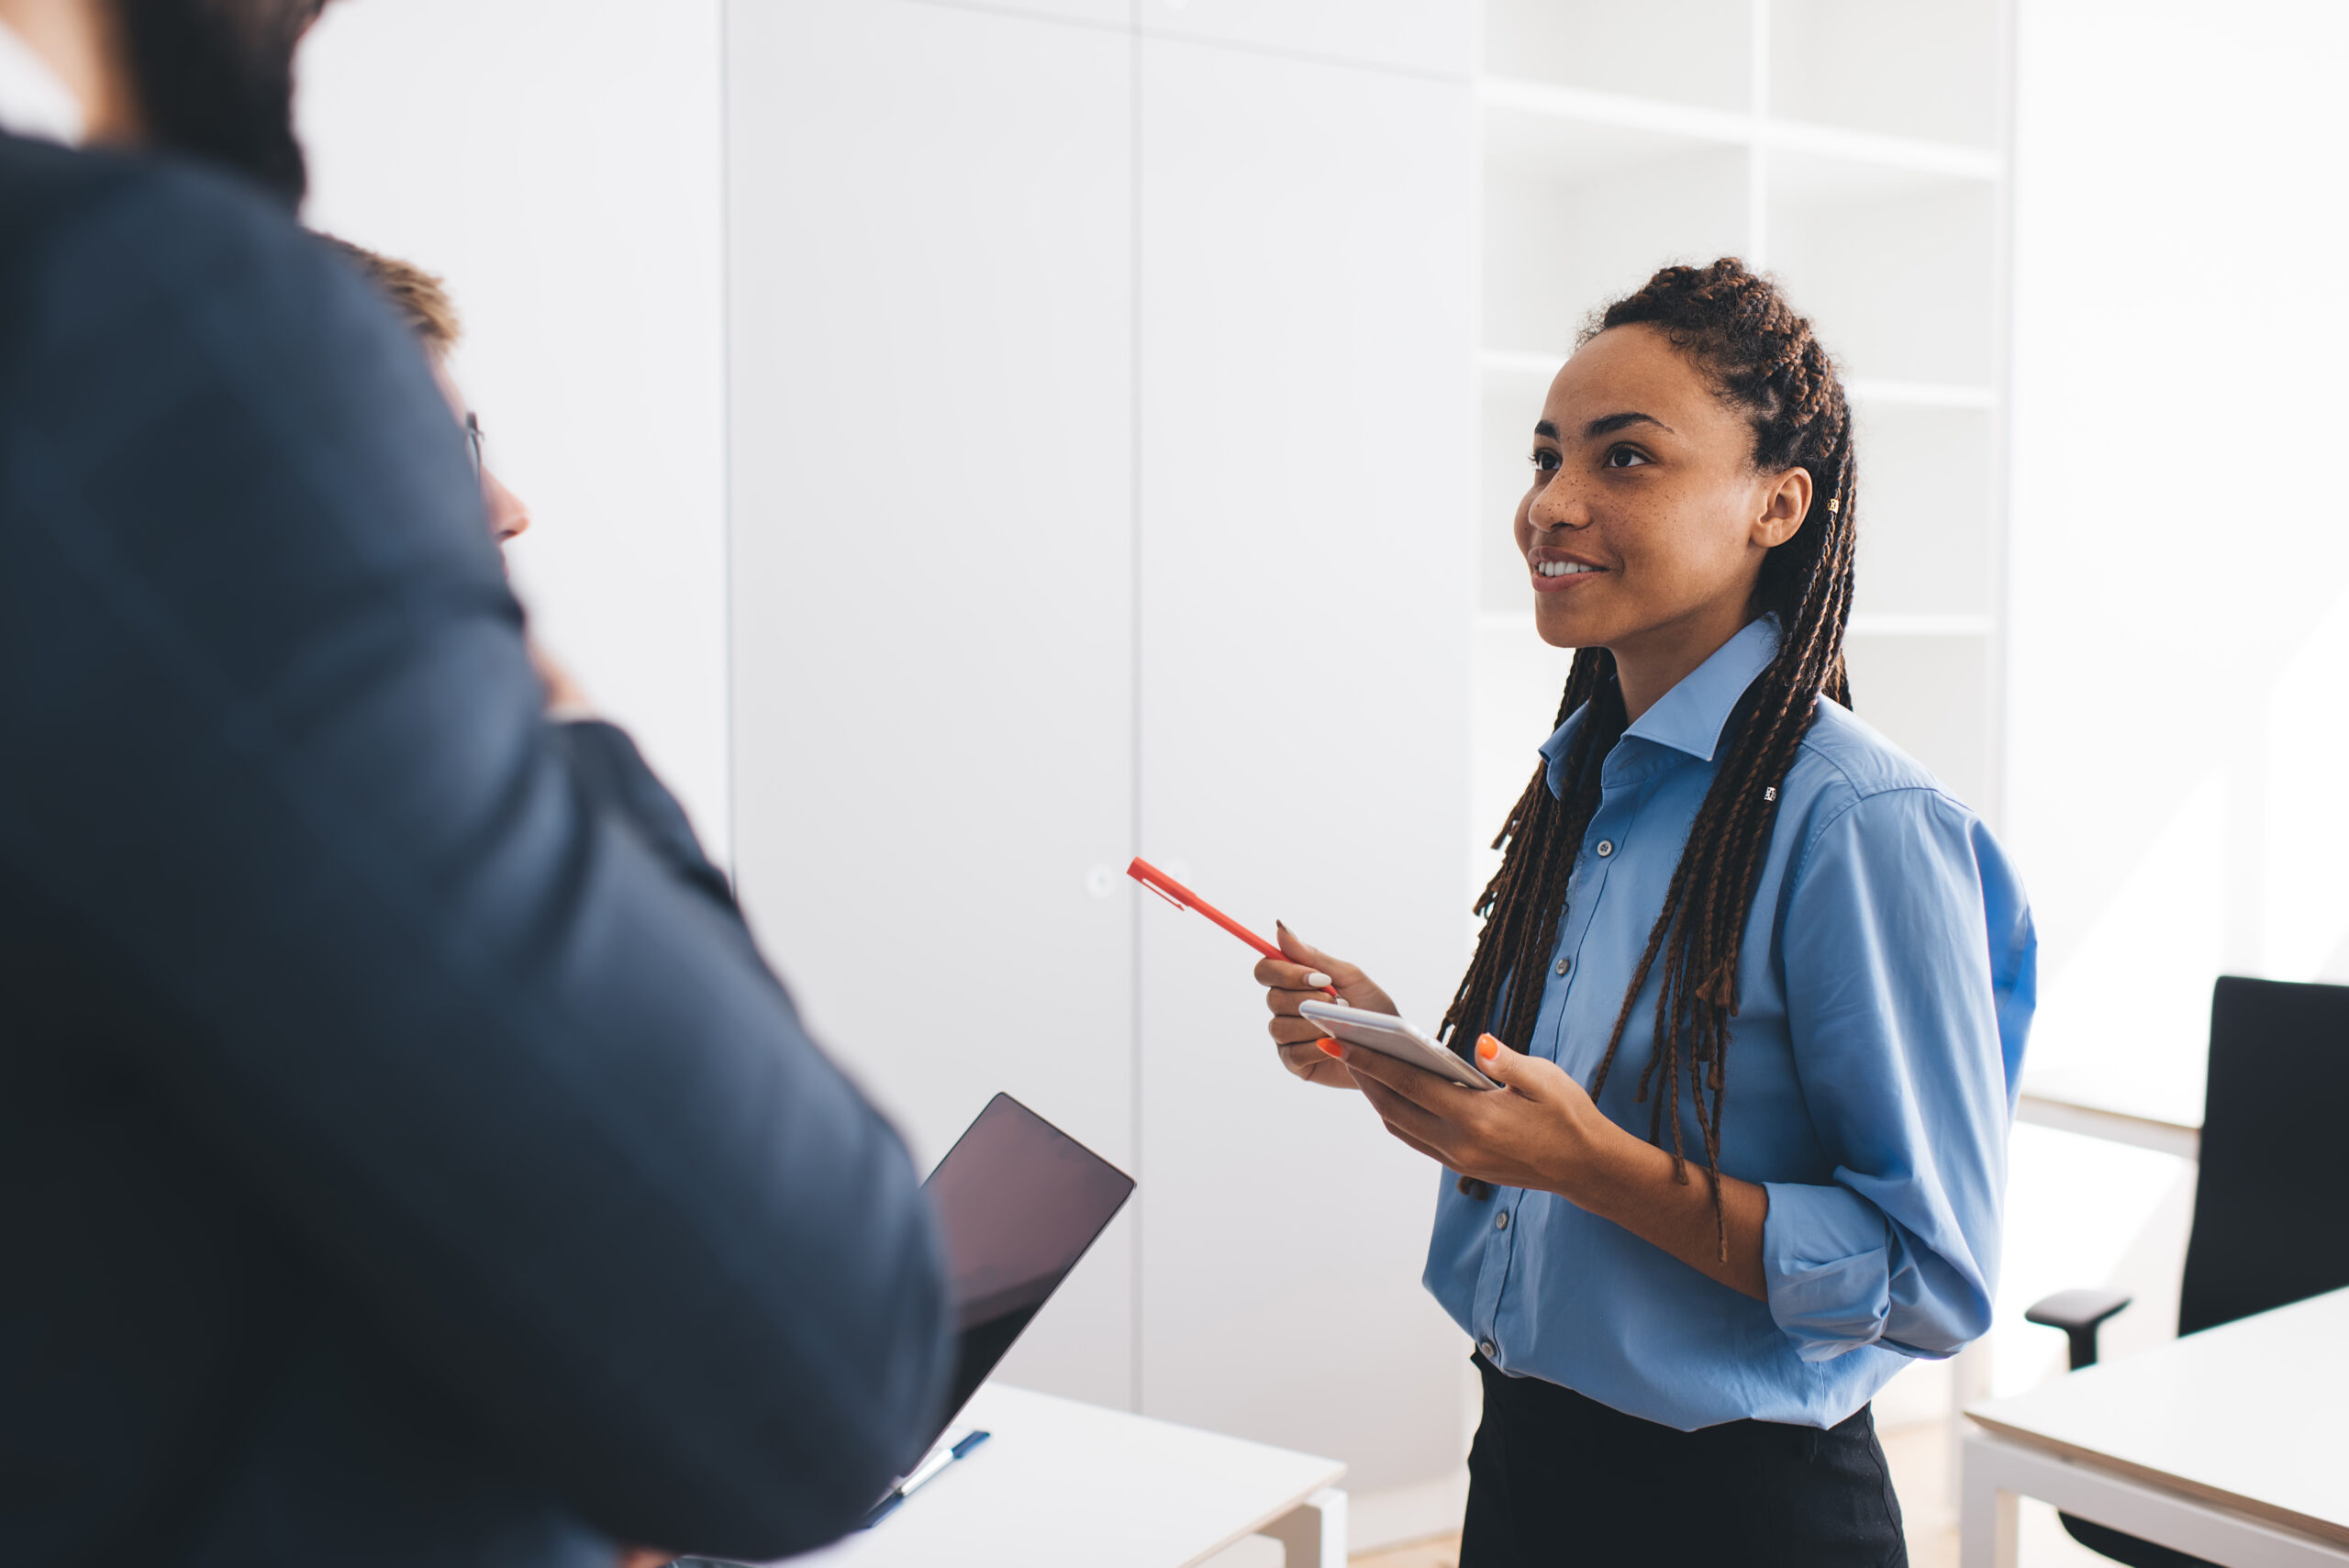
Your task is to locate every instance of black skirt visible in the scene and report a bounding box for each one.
[1461,1353,1908,1568]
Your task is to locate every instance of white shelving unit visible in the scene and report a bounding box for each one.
[1473,0,2012,890]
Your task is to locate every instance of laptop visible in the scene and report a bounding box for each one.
[687,1093,1133,1562]
[898,1091,1134,1462]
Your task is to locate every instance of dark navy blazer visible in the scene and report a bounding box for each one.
[0,131,951,1567]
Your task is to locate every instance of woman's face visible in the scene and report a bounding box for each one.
[1514,323,1808,660]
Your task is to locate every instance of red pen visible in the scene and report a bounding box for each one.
[1127,857,1339,998]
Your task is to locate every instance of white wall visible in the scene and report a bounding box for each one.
[2007,1,2349,1107]
[297,0,732,856]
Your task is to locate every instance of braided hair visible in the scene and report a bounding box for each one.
[1437,259,1859,1254]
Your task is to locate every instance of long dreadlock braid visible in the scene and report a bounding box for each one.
[1437,259,1860,1254]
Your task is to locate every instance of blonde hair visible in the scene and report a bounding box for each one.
[322,236,462,356]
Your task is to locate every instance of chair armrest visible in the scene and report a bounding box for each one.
[2024,1287,2133,1370]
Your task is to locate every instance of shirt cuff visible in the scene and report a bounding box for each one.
[1761,1181,1893,1363]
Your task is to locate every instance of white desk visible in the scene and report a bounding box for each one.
[2018,1062,2201,1161]
[774,1383,1346,1568]
[1961,1288,2349,1567]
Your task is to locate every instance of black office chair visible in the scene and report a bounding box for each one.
[2023,974,2349,1567]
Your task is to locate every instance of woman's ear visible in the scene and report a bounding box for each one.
[1753,466,1812,549]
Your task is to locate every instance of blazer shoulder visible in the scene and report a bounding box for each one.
[0,128,292,220]
[0,135,447,520]
[0,134,143,271]
[0,135,329,348]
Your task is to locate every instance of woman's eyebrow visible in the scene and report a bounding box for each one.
[1531,412,1677,440]
[1584,411,1675,438]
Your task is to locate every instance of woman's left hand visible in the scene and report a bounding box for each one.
[1330,1031,1773,1301]
[1325,1032,1620,1198]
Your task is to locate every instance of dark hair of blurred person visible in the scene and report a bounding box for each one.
[119,0,331,203]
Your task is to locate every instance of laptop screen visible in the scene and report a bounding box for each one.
[921,1093,1134,1439]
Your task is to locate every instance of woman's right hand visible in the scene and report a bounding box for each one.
[1255,923,1398,1089]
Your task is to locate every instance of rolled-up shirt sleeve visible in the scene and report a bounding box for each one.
[1762,786,2035,1362]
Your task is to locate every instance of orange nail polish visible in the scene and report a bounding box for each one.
[1476,1034,1501,1062]
[1318,1039,1343,1058]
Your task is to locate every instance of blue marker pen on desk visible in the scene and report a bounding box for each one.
[861,1429,992,1529]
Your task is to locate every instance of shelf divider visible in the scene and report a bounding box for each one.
[1479,76,1751,148]
[1480,74,1999,184]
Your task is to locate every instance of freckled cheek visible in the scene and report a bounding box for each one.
[1596,509,1669,596]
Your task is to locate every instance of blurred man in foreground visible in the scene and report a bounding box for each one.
[0,4,952,1564]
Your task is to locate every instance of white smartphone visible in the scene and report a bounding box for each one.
[1297,1000,1501,1091]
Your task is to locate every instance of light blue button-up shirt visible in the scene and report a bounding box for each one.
[1426,617,2036,1430]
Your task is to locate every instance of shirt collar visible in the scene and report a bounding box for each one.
[1536,616,1783,797]
[0,21,87,147]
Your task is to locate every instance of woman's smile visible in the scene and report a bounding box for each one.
[1528,549,1608,592]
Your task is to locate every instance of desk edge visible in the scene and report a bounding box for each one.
[2015,1094,2201,1160]
[1180,1466,1349,1568]
[1965,1414,2349,1548]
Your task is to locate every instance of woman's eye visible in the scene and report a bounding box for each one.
[1529,449,1561,473]
[1603,445,1651,469]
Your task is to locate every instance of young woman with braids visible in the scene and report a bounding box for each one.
[1255,259,2035,1564]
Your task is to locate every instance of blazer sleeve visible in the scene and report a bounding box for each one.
[553,718,740,919]
[1758,786,2034,1362]
[0,163,949,1559]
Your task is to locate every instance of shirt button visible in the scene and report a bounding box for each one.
[1595,840,1615,858]
[1495,1210,1509,1231]
[1553,957,1571,976]
[1478,1339,1497,1360]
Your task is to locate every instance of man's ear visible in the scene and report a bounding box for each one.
[1753,466,1811,549]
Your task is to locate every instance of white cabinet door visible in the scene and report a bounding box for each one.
[1136,34,1477,1491]
[725,0,1138,1408]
